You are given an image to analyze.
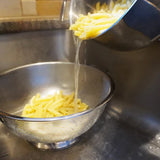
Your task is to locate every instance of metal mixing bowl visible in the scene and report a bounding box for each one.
[69,0,160,50]
[0,62,113,149]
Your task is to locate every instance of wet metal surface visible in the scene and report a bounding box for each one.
[0,110,160,160]
[0,30,160,159]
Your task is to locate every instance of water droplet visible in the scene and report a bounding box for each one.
[148,145,153,150]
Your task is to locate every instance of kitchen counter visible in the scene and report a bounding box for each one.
[0,18,68,34]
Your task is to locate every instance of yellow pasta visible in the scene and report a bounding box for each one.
[22,91,88,118]
[70,0,131,40]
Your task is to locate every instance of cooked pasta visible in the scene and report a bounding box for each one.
[22,91,88,118]
[70,0,132,40]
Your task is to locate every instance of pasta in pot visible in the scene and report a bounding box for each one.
[70,0,132,40]
[22,91,88,118]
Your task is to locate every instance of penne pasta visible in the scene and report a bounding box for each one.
[70,0,131,40]
[22,91,88,118]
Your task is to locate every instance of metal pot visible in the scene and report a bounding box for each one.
[69,0,160,50]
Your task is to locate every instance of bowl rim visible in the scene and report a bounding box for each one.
[0,62,114,122]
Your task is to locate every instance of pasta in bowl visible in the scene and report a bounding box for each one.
[0,62,113,149]
[22,91,88,118]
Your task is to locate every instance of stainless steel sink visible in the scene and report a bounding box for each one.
[0,29,160,159]
[86,38,160,135]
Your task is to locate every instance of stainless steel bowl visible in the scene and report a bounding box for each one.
[0,62,113,150]
[69,0,160,50]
